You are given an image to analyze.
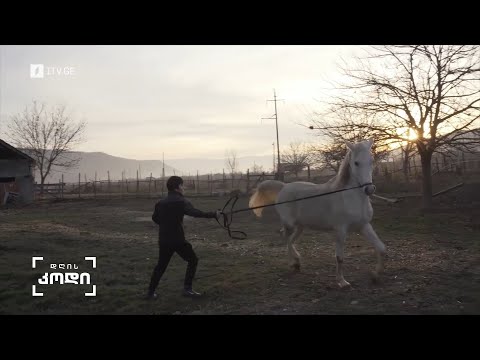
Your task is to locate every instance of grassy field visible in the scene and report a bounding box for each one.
[1,192,479,315]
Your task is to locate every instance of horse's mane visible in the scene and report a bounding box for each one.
[328,150,351,187]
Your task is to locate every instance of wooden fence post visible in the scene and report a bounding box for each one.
[149,172,152,195]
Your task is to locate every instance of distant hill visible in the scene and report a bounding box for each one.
[24,151,178,184]
[23,150,275,184]
[166,155,275,176]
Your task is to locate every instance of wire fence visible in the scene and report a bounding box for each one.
[34,152,480,200]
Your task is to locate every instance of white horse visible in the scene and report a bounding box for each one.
[249,138,386,288]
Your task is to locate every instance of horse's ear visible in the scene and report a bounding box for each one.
[367,138,374,148]
[345,141,355,151]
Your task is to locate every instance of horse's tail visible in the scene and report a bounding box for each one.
[249,180,285,218]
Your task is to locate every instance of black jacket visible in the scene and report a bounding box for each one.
[152,191,217,244]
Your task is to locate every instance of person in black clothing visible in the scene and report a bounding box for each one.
[147,176,220,299]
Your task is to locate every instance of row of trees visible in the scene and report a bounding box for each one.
[309,45,480,208]
[237,45,480,209]
[5,46,480,208]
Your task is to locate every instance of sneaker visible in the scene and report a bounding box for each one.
[145,292,158,300]
[182,288,202,298]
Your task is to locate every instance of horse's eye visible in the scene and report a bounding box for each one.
[354,161,359,166]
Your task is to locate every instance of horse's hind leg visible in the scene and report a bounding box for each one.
[287,224,304,271]
[360,223,386,280]
[335,226,351,288]
[279,222,293,237]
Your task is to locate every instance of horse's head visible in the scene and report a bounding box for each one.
[345,138,376,196]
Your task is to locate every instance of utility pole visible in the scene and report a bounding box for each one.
[262,89,283,179]
[272,142,275,173]
[162,152,165,179]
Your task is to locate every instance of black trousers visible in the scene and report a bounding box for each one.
[148,241,198,294]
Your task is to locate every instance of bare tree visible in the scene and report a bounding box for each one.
[309,142,347,173]
[7,101,87,193]
[250,162,264,174]
[281,141,313,178]
[313,45,480,208]
[225,149,238,187]
[309,113,392,173]
[309,110,392,175]
[400,141,417,182]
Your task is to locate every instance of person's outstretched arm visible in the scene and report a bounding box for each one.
[184,199,218,219]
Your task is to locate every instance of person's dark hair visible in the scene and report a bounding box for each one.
[167,176,184,191]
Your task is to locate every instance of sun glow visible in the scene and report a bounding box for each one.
[396,127,418,141]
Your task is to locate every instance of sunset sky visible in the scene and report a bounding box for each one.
[0,45,366,161]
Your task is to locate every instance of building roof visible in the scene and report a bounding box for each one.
[0,139,36,163]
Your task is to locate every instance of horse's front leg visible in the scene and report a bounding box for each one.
[287,224,304,271]
[360,223,386,279]
[335,226,351,288]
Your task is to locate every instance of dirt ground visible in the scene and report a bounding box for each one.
[1,192,479,315]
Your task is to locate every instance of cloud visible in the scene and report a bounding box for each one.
[0,45,355,160]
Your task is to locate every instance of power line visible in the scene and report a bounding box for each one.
[261,89,284,179]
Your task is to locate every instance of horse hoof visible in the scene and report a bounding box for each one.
[337,280,351,288]
[370,271,382,283]
[291,263,301,271]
